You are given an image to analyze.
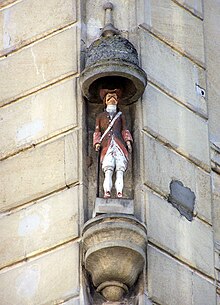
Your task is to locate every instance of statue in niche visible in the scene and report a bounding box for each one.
[93,88,133,199]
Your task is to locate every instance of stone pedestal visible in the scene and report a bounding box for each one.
[82,214,147,302]
[93,198,134,217]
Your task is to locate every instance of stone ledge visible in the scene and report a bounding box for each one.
[93,198,134,217]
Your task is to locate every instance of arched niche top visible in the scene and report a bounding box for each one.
[80,33,147,104]
[80,58,147,104]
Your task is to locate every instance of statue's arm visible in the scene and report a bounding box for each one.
[121,114,133,153]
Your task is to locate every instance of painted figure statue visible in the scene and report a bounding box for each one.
[93,88,133,198]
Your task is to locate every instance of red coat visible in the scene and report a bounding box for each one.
[93,111,133,162]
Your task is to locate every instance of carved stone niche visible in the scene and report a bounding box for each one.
[82,214,147,302]
[80,2,148,203]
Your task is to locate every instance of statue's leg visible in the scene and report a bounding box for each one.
[102,147,115,198]
[115,170,124,198]
[114,147,127,198]
[103,169,113,198]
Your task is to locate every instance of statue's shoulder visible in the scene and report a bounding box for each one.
[97,111,107,119]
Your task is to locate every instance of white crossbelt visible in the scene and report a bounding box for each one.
[100,111,122,144]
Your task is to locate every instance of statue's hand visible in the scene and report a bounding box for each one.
[95,143,101,152]
[126,141,132,153]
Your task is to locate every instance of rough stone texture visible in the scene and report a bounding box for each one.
[139,0,204,64]
[0,132,78,212]
[148,246,216,305]
[0,186,79,269]
[142,83,210,169]
[140,29,207,117]
[0,78,78,159]
[145,190,215,277]
[0,243,79,305]
[0,26,78,106]
[0,0,76,56]
[85,35,139,67]
[143,134,212,224]
[204,0,220,146]
[174,0,203,17]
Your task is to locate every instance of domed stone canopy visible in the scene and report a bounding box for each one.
[80,35,147,104]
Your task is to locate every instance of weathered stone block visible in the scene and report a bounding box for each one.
[0,186,79,268]
[148,246,192,305]
[0,26,78,106]
[212,172,220,242]
[145,190,214,276]
[0,0,76,55]
[143,134,212,223]
[174,0,203,17]
[0,243,79,305]
[142,83,210,169]
[140,29,207,117]
[148,246,216,305]
[140,0,204,64]
[93,198,134,216]
[0,78,78,159]
[0,132,78,212]
[192,272,216,305]
[204,1,220,144]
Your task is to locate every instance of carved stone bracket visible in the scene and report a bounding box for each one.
[82,214,147,302]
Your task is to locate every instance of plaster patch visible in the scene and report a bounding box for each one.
[16,119,43,142]
[16,265,40,299]
[18,214,41,237]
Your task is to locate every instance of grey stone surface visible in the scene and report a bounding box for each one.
[145,190,215,277]
[148,246,216,305]
[0,243,79,305]
[168,180,195,221]
[139,0,205,64]
[204,0,220,144]
[140,29,207,117]
[143,134,212,224]
[142,83,210,170]
[93,198,134,216]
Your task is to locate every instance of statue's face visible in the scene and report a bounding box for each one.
[105,93,118,105]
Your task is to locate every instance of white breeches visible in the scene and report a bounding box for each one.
[102,139,127,194]
[102,139,127,172]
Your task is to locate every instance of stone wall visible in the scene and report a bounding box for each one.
[0,0,83,304]
[0,0,219,304]
[138,1,217,304]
